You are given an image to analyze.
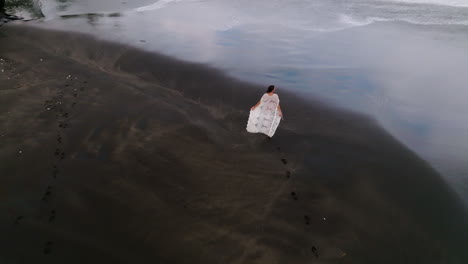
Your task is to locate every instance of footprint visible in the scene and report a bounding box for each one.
[14,216,24,224]
[304,215,310,225]
[286,171,291,178]
[58,123,69,129]
[72,102,76,107]
[281,158,288,165]
[311,246,319,258]
[57,136,62,143]
[54,148,60,156]
[42,187,52,201]
[290,192,298,200]
[60,152,65,160]
[43,241,53,255]
[277,147,281,151]
[49,210,56,223]
[73,93,78,97]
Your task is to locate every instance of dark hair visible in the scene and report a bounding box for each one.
[267,85,275,93]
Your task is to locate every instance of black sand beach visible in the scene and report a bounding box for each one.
[1,25,467,263]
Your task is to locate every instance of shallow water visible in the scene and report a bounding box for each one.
[7,0,468,202]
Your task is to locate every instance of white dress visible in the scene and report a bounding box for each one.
[246,93,281,137]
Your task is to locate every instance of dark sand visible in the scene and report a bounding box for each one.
[1,25,467,264]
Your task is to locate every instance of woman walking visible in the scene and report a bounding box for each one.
[247,85,283,138]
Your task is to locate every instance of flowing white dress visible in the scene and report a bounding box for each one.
[246,93,281,137]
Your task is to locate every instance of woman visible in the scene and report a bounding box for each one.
[246,85,283,138]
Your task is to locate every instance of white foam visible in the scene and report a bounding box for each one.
[339,14,391,27]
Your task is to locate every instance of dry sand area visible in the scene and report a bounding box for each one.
[1,25,467,264]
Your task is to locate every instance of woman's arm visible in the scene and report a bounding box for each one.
[251,101,261,111]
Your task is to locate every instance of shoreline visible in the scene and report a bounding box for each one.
[1,24,467,263]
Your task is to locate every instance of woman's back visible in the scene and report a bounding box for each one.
[247,89,282,137]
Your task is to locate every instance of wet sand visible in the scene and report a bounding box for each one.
[0,24,467,264]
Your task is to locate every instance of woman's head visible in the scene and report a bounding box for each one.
[267,85,275,93]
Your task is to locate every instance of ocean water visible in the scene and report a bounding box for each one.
[7,0,468,202]
[35,0,468,29]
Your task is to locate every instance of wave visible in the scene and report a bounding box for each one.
[135,0,189,12]
[339,15,391,27]
[337,14,468,30]
[380,0,468,8]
